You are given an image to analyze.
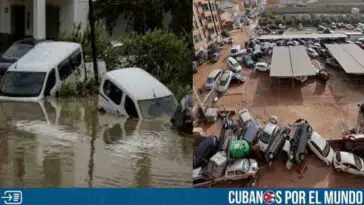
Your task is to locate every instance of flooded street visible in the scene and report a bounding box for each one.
[0,97,193,187]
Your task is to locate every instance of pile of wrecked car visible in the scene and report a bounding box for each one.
[193,102,364,187]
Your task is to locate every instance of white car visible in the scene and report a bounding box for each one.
[307,48,319,58]
[258,116,279,152]
[225,158,258,180]
[216,70,233,93]
[333,151,364,176]
[227,57,242,73]
[254,62,269,72]
[307,131,335,165]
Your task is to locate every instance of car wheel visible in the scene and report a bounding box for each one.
[299,153,305,161]
[307,126,313,133]
[268,152,274,160]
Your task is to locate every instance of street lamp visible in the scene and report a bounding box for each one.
[88,0,99,83]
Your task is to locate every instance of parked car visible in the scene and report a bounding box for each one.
[231,72,245,84]
[345,24,355,30]
[242,121,262,145]
[227,57,242,73]
[210,52,220,63]
[355,27,363,33]
[205,69,223,90]
[0,38,45,76]
[228,37,233,44]
[0,41,95,102]
[225,158,259,180]
[254,62,270,72]
[342,134,364,153]
[333,151,364,176]
[98,67,176,119]
[325,58,341,68]
[315,63,330,82]
[216,70,233,93]
[307,47,319,58]
[355,41,364,49]
[194,136,219,168]
[291,120,313,163]
[238,108,254,133]
[330,22,337,29]
[265,126,291,162]
[258,116,279,152]
[307,131,335,165]
[230,44,242,58]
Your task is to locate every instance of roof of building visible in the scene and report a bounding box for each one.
[325,43,364,74]
[8,41,81,72]
[258,33,348,40]
[106,67,173,101]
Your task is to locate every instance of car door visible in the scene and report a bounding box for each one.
[43,69,58,97]
[100,79,124,116]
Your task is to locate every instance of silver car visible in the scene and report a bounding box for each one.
[225,158,259,180]
[216,70,233,93]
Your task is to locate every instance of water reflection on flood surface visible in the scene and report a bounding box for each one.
[0,97,193,187]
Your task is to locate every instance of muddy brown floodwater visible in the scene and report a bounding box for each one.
[0,97,193,188]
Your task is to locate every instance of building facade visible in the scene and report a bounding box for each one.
[193,0,222,55]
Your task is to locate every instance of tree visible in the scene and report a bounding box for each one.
[93,0,190,38]
[121,30,191,100]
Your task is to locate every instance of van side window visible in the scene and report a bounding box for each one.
[71,50,82,67]
[124,95,138,118]
[58,50,81,81]
[214,72,221,81]
[58,59,73,80]
[103,80,122,105]
[44,69,56,96]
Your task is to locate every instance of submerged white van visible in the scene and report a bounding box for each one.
[98,67,178,119]
[0,41,87,102]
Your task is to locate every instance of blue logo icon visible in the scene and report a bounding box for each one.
[1,191,22,205]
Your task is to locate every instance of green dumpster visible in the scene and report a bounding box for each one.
[230,140,250,158]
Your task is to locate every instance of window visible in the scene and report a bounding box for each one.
[2,43,33,60]
[44,69,56,97]
[311,141,323,156]
[58,50,82,81]
[124,95,138,118]
[193,35,200,44]
[0,71,46,97]
[103,80,122,105]
[354,155,363,170]
[138,95,177,119]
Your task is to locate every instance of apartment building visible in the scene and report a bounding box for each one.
[193,0,222,55]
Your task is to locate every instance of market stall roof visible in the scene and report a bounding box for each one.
[270,46,316,77]
[270,47,292,77]
[289,46,316,77]
[325,43,364,74]
[258,33,348,41]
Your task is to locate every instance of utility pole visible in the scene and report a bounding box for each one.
[88,0,99,83]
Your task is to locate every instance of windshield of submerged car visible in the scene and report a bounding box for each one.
[2,44,33,60]
[354,155,363,170]
[138,95,177,119]
[0,71,46,97]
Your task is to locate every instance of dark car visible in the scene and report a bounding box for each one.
[265,126,291,162]
[0,38,44,76]
[194,136,219,168]
[342,134,364,153]
[290,120,313,163]
[325,58,341,69]
[210,52,220,63]
[355,41,364,49]
[231,72,245,84]
[241,121,262,145]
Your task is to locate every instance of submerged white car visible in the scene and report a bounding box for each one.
[333,151,364,176]
[254,62,270,72]
[307,131,335,165]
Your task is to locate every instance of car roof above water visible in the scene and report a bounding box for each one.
[7,41,81,73]
[106,67,174,101]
